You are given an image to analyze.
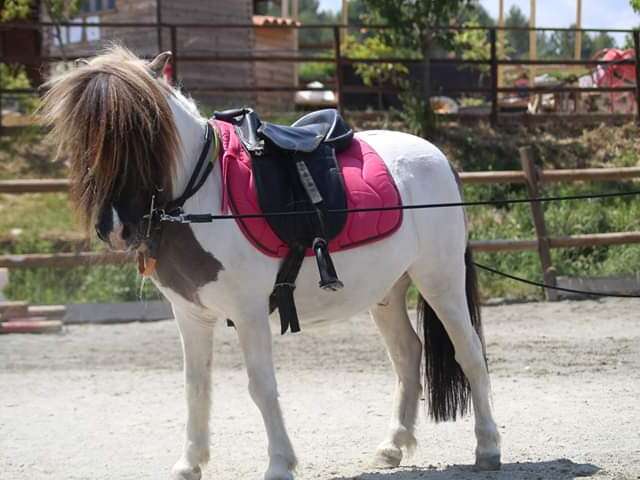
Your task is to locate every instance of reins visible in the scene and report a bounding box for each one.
[164,121,218,214]
[138,121,219,276]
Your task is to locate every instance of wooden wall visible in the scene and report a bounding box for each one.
[253,26,296,111]
[40,1,299,112]
[159,0,255,108]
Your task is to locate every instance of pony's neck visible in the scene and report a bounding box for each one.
[166,91,210,202]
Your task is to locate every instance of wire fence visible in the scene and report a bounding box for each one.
[0,21,638,130]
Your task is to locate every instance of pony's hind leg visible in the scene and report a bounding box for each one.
[370,274,422,468]
[408,249,501,470]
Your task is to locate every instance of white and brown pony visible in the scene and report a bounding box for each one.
[40,46,501,480]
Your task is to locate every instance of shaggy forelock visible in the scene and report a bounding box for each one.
[39,45,180,228]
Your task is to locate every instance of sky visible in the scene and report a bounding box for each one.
[319,0,640,30]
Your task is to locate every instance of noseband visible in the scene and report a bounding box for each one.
[138,121,218,276]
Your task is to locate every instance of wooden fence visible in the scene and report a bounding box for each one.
[2,149,640,301]
[0,22,638,129]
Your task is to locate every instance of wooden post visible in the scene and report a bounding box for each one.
[574,0,582,60]
[156,0,163,52]
[170,25,178,84]
[333,25,344,114]
[292,0,299,88]
[0,61,3,136]
[520,146,558,300]
[634,30,640,124]
[497,0,505,89]
[529,0,537,86]
[490,28,498,127]
[341,0,348,42]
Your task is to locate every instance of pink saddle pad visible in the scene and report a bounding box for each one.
[214,119,402,258]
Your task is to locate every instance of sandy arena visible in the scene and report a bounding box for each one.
[1,297,639,480]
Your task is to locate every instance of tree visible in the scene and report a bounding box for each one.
[590,32,616,55]
[347,0,368,24]
[504,5,528,58]
[297,0,338,46]
[626,0,639,47]
[359,0,475,136]
[540,26,616,60]
[458,1,494,26]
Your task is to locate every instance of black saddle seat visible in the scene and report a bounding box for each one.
[262,108,354,153]
[212,108,354,335]
[214,107,354,154]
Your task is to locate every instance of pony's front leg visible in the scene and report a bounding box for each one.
[234,308,297,480]
[172,308,214,480]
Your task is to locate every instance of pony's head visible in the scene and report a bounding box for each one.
[40,45,180,250]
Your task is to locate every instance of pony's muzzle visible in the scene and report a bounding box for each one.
[108,223,129,251]
[95,206,131,251]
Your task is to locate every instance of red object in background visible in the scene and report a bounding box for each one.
[594,48,637,113]
[0,318,63,334]
[162,61,174,86]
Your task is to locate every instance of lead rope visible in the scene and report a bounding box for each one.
[138,123,220,279]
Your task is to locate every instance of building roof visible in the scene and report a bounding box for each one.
[252,15,300,27]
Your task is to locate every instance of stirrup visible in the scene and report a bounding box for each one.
[312,237,344,291]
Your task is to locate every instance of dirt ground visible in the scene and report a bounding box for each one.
[1,298,640,480]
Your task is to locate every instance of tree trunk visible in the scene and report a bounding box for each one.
[420,31,436,136]
[421,32,432,102]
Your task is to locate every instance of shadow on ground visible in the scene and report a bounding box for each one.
[331,459,600,480]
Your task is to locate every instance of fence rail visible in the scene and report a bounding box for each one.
[2,157,639,292]
[0,22,638,128]
[4,166,640,194]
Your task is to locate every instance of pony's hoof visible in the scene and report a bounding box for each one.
[475,453,501,471]
[172,462,202,480]
[265,455,295,480]
[372,445,402,468]
[264,468,294,480]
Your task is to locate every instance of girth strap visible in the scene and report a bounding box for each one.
[269,243,306,334]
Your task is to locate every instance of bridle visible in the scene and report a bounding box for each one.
[138,120,219,276]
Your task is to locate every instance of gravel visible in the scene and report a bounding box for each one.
[1,297,639,480]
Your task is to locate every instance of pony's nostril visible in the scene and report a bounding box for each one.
[121,224,131,241]
[95,224,107,242]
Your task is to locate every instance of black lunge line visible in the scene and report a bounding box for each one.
[474,262,640,299]
[158,189,640,223]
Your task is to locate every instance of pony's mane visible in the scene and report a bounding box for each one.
[39,45,180,228]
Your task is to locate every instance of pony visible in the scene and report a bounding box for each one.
[40,46,501,480]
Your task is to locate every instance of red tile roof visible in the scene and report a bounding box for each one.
[252,15,300,27]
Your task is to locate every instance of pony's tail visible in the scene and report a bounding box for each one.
[418,246,484,422]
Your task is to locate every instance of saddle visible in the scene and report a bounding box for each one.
[213,108,354,334]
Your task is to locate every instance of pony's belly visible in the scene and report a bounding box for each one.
[290,222,418,323]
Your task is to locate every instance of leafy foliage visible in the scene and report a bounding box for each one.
[0,0,31,21]
[298,61,335,83]
[357,0,476,136]
[505,5,529,58]
[359,0,474,51]
[343,34,411,87]
[452,19,491,71]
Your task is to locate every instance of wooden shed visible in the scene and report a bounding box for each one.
[40,0,299,111]
[252,15,298,111]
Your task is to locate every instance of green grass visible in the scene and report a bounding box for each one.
[1,121,639,305]
[0,193,162,304]
[5,264,162,305]
[466,180,640,300]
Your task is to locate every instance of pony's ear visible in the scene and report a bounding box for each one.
[148,51,172,74]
